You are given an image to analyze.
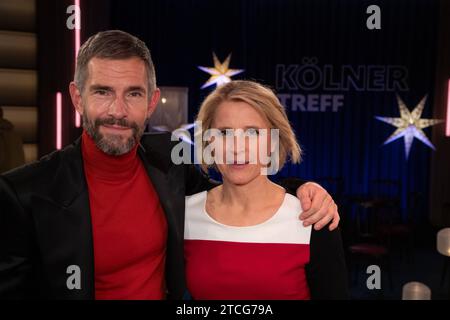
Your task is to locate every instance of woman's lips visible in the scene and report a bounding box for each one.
[228,162,249,169]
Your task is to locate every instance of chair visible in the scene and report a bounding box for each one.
[347,198,394,293]
[370,180,415,263]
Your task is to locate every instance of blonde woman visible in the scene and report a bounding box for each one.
[184,80,348,300]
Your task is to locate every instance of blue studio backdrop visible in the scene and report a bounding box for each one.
[110,0,440,224]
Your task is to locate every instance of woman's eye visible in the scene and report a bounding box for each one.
[246,128,259,136]
[220,129,234,137]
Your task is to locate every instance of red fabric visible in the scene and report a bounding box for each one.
[184,240,311,300]
[81,130,167,300]
[349,243,388,256]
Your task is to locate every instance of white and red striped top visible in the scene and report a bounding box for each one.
[184,191,313,300]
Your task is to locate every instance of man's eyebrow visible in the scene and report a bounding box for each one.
[126,86,146,93]
[88,85,146,93]
[89,85,113,92]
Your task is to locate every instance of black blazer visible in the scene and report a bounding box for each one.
[0,132,215,300]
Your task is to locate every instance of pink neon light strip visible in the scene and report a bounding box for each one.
[75,0,81,127]
[56,92,62,150]
[446,79,450,137]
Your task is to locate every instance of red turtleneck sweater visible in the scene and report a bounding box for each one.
[81,130,167,300]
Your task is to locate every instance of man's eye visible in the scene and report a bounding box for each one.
[129,92,143,97]
[94,90,109,96]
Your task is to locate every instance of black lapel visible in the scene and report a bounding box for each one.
[33,138,95,299]
[137,137,187,298]
[137,144,182,242]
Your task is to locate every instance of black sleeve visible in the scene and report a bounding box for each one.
[305,225,350,300]
[277,177,307,196]
[184,164,220,196]
[0,176,35,299]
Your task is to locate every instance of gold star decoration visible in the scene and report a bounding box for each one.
[198,53,244,89]
[375,95,444,159]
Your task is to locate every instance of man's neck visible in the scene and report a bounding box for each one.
[81,130,140,181]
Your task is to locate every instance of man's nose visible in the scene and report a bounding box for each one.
[108,97,127,118]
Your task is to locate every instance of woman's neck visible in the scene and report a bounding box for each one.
[220,176,285,211]
[206,176,286,226]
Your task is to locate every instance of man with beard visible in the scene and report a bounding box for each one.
[0,30,340,300]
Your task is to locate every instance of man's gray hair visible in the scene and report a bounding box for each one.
[74,30,156,94]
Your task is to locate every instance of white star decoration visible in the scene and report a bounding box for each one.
[375,95,444,159]
[198,53,244,89]
[151,123,196,145]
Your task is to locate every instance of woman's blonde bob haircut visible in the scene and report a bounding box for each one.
[195,80,302,172]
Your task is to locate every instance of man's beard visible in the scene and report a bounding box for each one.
[82,113,146,156]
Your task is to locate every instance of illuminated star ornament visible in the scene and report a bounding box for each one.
[375,95,444,159]
[151,123,196,145]
[198,53,244,89]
